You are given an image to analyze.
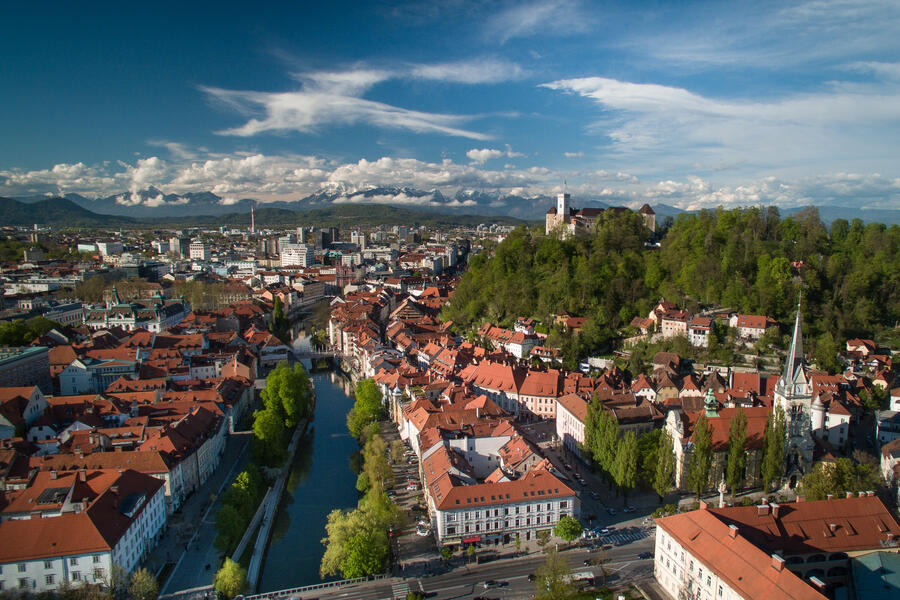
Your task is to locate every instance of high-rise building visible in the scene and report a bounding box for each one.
[169,236,189,258]
[189,239,210,261]
[280,243,315,267]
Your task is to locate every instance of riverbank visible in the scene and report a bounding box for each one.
[255,371,361,592]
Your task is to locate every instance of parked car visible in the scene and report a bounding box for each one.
[623,506,635,513]
[416,526,431,537]
[590,491,601,500]
[638,552,653,559]
[406,481,420,491]
[607,507,616,515]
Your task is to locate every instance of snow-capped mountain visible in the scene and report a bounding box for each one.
[12,186,640,220]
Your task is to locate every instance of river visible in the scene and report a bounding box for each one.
[256,368,360,592]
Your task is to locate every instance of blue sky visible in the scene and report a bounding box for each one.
[2,0,899,210]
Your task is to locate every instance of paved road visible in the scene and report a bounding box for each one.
[154,434,252,594]
[304,538,656,600]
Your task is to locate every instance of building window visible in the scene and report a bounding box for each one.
[447,527,455,534]
[18,564,26,573]
[707,576,711,587]
[71,572,81,581]
[93,555,101,564]
[560,501,567,508]
[45,575,55,586]
[94,569,104,580]
[44,561,52,569]
[19,579,29,589]
[70,558,78,566]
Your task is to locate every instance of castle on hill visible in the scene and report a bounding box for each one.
[545,192,656,237]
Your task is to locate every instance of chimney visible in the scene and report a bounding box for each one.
[758,503,770,516]
[796,495,805,503]
[846,491,854,498]
[761,497,768,505]
[809,576,827,592]
[867,490,875,497]
[50,470,57,480]
[858,491,866,497]
[772,503,781,519]
[826,494,833,501]
[771,554,785,572]
[829,523,838,533]
[78,469,86,482]
[886,533,896,544]
[110,485,119,494]
[728,524,739,539]
[699,500,708,510]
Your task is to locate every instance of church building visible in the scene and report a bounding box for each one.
[774,303,815,486]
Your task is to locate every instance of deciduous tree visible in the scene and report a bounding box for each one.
[213,559,246,600]
[127,568,158,600]
[553,515,583,542]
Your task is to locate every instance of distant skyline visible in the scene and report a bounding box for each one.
[2,0,899,211]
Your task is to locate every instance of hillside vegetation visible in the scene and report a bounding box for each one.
[442,207,900,366]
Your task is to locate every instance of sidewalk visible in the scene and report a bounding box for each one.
[147,433,251,593]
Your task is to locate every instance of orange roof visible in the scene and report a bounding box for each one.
[655,508,826,600]
[432,468,574,511]
[556,393,588,423]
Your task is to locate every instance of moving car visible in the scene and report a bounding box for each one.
[623,506,635,513]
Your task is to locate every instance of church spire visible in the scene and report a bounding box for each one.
[782,295,804,383]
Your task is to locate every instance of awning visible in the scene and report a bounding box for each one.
[484,534,504,540]
[462,536,482,543]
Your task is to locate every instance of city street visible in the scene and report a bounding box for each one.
[151,433,252,594]
[305,538,656,600]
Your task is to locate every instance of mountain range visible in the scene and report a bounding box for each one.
[10,186,684,221]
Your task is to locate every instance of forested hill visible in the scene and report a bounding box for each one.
[442,207,900,363]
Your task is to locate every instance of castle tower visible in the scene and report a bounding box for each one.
[773,301,814,483]
[557,192,570,216]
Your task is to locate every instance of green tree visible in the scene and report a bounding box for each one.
[269,296,290,341]
[252,408,287,466]
[726,408,748,495]
[688,413,712,500]
[213,559,247,600]
[440,546,454,561]
[553,515,583,542]
[653,429,676,502]
[613,430,639,501]
[0,316,62,346]
[762,408,786,491]
[347,379,384,438]
[214,503,245,551]
[800,458,882,500]
[535,548,576,600]
[637,429,661,487]
[127,569,158,600]
[341,530,388,578]
[466,545,476,562]
[261,362,311,427]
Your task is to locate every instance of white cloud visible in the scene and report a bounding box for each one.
[200,58,529,141]
[409,58,525,84]
[563,151,583,158]
[466,145,525,164]
[485,0,592,44]
[466,148,504,163]
[845,61,900,81]
[3,151,898,213]
[541,76,900,176]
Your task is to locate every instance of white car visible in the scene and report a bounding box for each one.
[415,526,431,537]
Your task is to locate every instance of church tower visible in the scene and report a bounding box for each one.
[773,301,814,482]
